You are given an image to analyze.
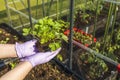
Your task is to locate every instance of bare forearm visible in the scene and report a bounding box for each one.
[0,61,32,80]
[0,44,17,58]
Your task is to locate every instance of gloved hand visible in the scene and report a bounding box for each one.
[15,39,38,58]
[21,48,61,67]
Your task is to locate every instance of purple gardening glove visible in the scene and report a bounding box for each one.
[15,39,38,58]
[21,48,61,67]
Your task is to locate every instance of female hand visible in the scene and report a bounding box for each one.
[21,48,61,67]
[15,39,38,58]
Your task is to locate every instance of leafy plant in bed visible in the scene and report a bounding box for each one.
[64,27,97,47]
[23,17,69,51]
[79,34,120,79]
[74,0,109,27]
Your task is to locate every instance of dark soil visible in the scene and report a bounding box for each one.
[24,62,77,80]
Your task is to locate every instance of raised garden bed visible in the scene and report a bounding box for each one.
[0,23,78,80]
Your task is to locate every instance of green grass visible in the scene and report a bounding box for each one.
[0,0,6,11]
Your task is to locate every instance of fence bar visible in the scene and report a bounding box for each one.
[27,0,33,28]
[4,0,13,26]
[69,0,74,69]
[104,0,120,4]
[42,0,46,17]
[8,6,37,22]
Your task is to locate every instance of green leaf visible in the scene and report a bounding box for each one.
[49,43,56,51]
[55,42,61,49]
[32,31,37,35]
[22,28,30,36]
[34,24,39,29]
[38,19,44,25]
[56,54,63,61]
[88,56,94,63]
[6,37,10,41]
[40,39,45,44]
[61,34,68,42]
[9,62,17,69]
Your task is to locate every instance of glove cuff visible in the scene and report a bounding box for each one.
[15,42,23,58]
